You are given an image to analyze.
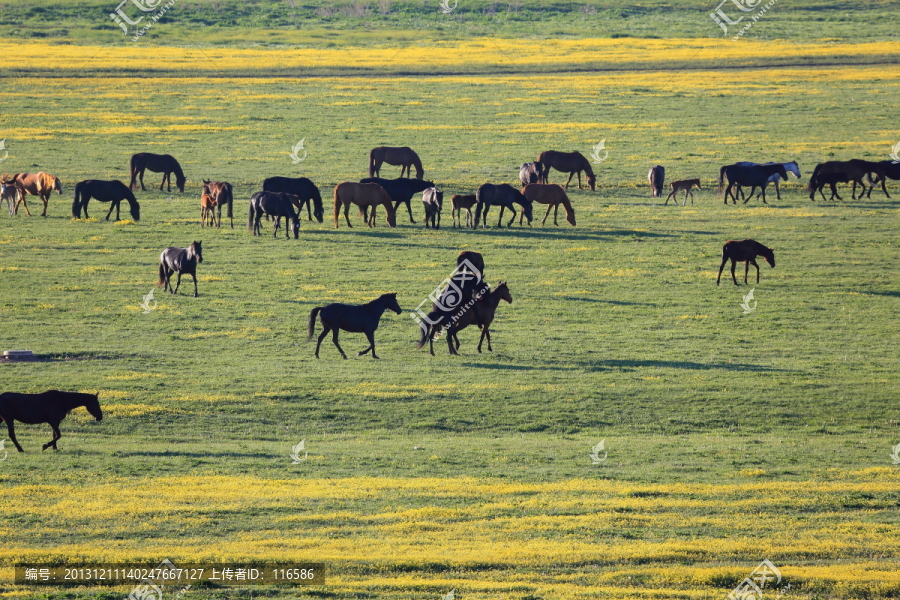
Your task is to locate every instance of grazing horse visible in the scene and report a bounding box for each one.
[417,282,512,356]
[359,176,435,224]
[422,187,443,229]
[72,180,141,221]
[248,191,300,239]
[474,183,533,228]
[368,146,424,179]
[200,192,218,228]
[665,179,702,206]
[451,194,476,228]
[334,182,396,228]
[0,390,102,452]
[262,176,324,223]
[158,241,203,297]
[129,153,186,192]
[519,162,543,186]
[649,165,665,199]
[1,181,22,217]
[806,160,886,201]
[8,172,62,217]
[537,151,596,191]
[521,183,576,226]
[201,180,234,228]
[716,239,775,286]
[718,163,788,204]
[734,161,801,201]
[308,293,403,359]
[867,160,900,198]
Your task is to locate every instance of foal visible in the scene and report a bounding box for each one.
[451,194,476,228]
[716,239,775,286]
[665,179,701,206]
[200,193,218,228]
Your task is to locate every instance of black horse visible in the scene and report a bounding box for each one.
[262,176,324,223]
[718,163,788,204]
[867,160,900,199]
[359,176,435,224]
[158,241,203,297]
[72,180,141,221]
[129,153,186,192]
[474,183,533,228]
[248,191,300,239]
[0,390,102,452]
[307,293,403,359]
[716,239,775,286]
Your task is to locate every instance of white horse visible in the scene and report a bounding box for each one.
[1,182,22,217]
[734,161,801,201]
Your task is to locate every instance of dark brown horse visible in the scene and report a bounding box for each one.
[537,151,596,191]
[474,183,533,228]
[718,163,787,204]
[716,239,775,286]
[451,194,476,228]
[7,172,62,217]
[648,165,665,199]
[521,183,576,226]
[0,390,102,452]
[807,160,887,201]
[201,180,234,228]
[368,146,424,179]
[129,153,186,192]
[72,180,141,221]
[158,241,203,297]
[308,293,403,359]
[417,282,512,356]
[249,191,300,239]
[867,160,900,198]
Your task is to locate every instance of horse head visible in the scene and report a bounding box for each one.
[787,161,801,178]
[190,240,203,263]
[385,292,402,315]
[176,173,186,193]
[565,204,577,226]
[53,177,63,194]
[514,190,533,224]
[587,173,597,191]
[496,281,513,304]
[130,200,141,221]
[764,247,775,268]
[85,393,103,421]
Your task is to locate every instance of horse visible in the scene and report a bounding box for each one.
[451,194,476,228]
[474,183,533,228]
[519,162,543,186]
[368,146,424,179]
[422,187,443,229]
[521,183,576,226]
[200,192,218,228]
[158,241,203,297]
[866,160,900,198]
[665,179,702,206]
[649,165,665,199]
[1,181,22,217]
[201,180,234,228]
[334,182,396,228]
[805,160,885,201]
[248,191,300,239]
[718,163,788,204]
[733,161,801,201]
[0,390,102,452]
[129,153,186,192]
[262,176,324,223]
[8,172,62,217]
[716,239,775,286]
[359,176,435,224]
[417,282,512,356]
[307,293,403,359]
[72,180,141,221]
[537,151,596,191]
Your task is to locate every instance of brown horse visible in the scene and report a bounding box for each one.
[200,193,217,228]
[201,180,234,228]
[129,153,186,192]
[649,165,665,198]
[0,390,103,452]
[451,194,476,228]
[368,146,423,179]
[8,172,62,216]
[716,239,775,286]
[537,150,596,191]
[806,160,887,201]
[333,182,397,228]
[665,179,702,206]
[417,282,512,356]
[520,183,576,226]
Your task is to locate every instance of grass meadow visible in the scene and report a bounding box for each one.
[1,6,900,600]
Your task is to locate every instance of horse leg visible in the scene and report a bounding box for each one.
[41,193,48,217]
[3,416,25,452]
[576,171,583,189]
[775,180,782,200]
[564,172,575,190]
[105,202,115,221]
[358,331,378,359]
[831,183,842,201]
[760,186,768,205]
[496,205,505,228]
[506,205,517,228]
[139,169,146,191]
[331,329,348,359]
[554,204,560,225]
[731,259,739,286]
[315,326,330,358]
[466,208,473,228]
[716,255,727,286]
[743,261,750,284]
[191,272,199,297]
[42,422,62,451]
[173,272,182,294]
[541,203,552,226]
[18,195,31,216]
[665,189,675,205]
[405,200,416,224]
[344,202,353,228]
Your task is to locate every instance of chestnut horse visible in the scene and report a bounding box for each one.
[333,182,396,228]
[716,239,775,286]
[665,179,702,206]
[129,153,186,192]
[537,151,596,191]
[200,192,218,228]
[8,172,62,216]
[451,194,476,228]
[0,390,102,452]
[368,146,423,179]
[201,180,234,228]
[520,183,576,226]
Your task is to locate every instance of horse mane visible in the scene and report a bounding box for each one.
[172,159,186,183]
[123,184,141,220]
[579,153,595,179]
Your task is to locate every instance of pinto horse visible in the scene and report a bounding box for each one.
[451,194,476,228]
[248,191,300,239]
[537,151,596,191]
[474,183,533,228]
[1,181,22,217]
[158,241,203,297]
[262,176,324,223]
[334,182,396,228]
[359,176,435,224]
[129,153,186,192]
[733,161,800,201]
[8,172,62,216]
[201,180,234,228]
[0,390,102,452]
[716,239,775,286]
[648,165,665,199]
[805,160,885,201]
[521,183,576,226]
[72,180,141,221]
[368,146,423,179]
[422,187,443,229]
[308,293,403,359]
[718,163,788,204]
[519,162,543,187]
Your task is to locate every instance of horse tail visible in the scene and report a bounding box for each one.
[307,307,322,341]
[717,165,727,197]
[333,185,342,228]
[247,198,255,233]
[71,181,83,218]
[224,183,233,219]
[806,165,821,194]
[157,261,167,287]
[368,148,378,177]
[415,321,430,349]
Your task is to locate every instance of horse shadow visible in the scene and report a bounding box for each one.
[461,358,791,373]
[558,296,658,306]
[860,290,900,298]
[449,228,675,242]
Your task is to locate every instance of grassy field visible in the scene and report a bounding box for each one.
[1,16,899,600]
